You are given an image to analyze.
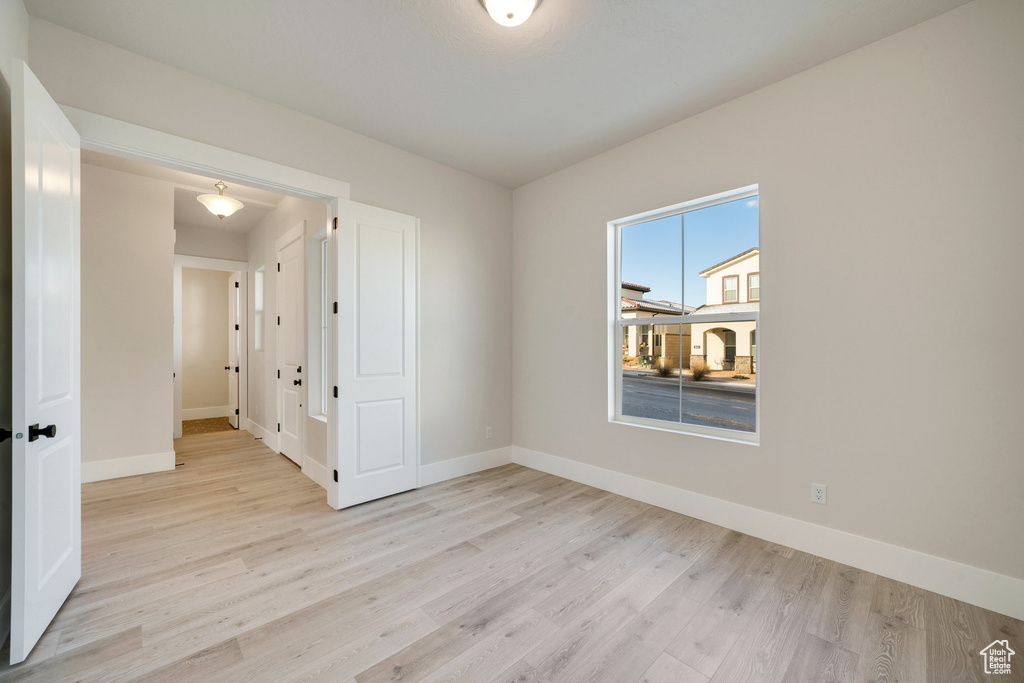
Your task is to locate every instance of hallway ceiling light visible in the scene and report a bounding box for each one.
[480,0,540,27]
[197,181,244,219]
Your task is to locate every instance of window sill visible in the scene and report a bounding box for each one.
[309,414,328,424]
[610,415,759,446]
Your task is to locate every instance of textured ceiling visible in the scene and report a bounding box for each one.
[30,0,969,188]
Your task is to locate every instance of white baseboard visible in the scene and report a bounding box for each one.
[510,446,1024,622]
[82,450,176,483]
[182,406,232,420]
[420,446,514,486]
[245,420,279,453]
[302,456,329,490]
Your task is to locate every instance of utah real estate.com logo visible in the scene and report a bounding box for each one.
[980,640,1015,675]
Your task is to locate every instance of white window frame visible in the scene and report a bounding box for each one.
[607,184,760,445]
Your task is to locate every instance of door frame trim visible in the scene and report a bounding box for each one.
[67,106,349,494]
[173,255,248,439]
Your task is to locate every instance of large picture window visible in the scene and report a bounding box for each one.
[610,185,759,442]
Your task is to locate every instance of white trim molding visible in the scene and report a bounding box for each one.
[420,446,514,487]
[82,451,176,483]
[510,446,1024,621]
[245,420,280,453]
[182,406,232,420]
[302,456,330,491]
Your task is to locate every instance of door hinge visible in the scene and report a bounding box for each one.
[333,386,338,398]
[235,324,239,330]
[277,423,281,432]
[235,409,239,415]
[333,301,338,314]
[333,217,338,231]
[277,263,280,272]
[277,316,280,325]
[277,369,280,379]
[235,281,239,288]
[333,469,338,483]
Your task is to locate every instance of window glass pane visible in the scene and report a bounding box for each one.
[621,322,682,423]
[320,240,329,414]
[616,191,758,437]
[620,214,683,317]
[683,196,759,310]
[254,267,265,351]
[683,320,756,432]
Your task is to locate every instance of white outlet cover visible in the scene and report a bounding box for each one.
[811,483,827,505]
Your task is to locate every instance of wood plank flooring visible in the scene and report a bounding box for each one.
[0,430,1020,682]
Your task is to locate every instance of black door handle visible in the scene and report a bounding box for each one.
[225,366,231,370]
[0,428,11,443]
[294,379,302,386]
[29,424,57,442]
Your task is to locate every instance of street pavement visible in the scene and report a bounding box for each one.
[621,375,755,432]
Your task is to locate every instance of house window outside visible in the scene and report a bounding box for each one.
[723,275,739,303]
[254,267,265,351]
[611,185,759,443]
[724,331,736,368]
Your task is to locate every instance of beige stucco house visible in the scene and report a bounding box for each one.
[620,282,693,368]
[688,248,759,373]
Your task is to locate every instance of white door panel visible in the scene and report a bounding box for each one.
[10,60,82,664]
[276,231,304,463]
[333,200,418,509]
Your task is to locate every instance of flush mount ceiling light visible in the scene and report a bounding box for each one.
[479,0,540,27]
[197,181,244,220]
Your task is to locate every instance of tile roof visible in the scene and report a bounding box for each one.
[620,281,651,292]
[621,298,691,314]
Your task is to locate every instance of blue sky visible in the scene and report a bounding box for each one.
[621,196,759,308]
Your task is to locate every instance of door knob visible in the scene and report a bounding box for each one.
[0,428,11,443]
[225,366,231,370]
[29,424,57,442]
[294,379,302,386]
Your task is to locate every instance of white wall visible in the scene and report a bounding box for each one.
[174,223,247,261]
[181,267,230,411]
[245,197,329,465]
[29,18,514,467]
[81,163,175,464]
[513,0,1024,583]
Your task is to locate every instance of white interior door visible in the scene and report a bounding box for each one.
[10,60,82,664]
[332,199,418,509]
[228,273,240,429]
[276,229,304,463]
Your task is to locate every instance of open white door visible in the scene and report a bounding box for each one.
[10,61,82,664]
[331,200,418,509]
[228,273,240,429]
[276,226,304,463]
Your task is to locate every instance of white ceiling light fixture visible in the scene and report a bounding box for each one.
[197,181,244,219]
[480,0,540,27]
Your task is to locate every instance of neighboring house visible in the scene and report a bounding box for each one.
[688,248,759,373]
[620,281,694,368]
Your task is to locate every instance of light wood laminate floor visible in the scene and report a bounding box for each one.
[0,430,1020,682]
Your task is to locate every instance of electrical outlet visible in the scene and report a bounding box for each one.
[485,426,492,440]
[811,483,827,505]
